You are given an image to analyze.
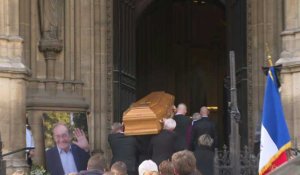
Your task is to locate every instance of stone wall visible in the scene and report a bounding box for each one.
[2,0,300,172]
[0,0,29,173]
[247,0,283,148]
[277,0,300,147]
[18,0,113,166]
[247,0,300,149]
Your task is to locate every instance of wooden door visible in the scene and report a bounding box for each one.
[113,0,136,122]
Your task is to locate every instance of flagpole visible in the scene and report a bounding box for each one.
[265,43,273,67]
[259,45,292,174]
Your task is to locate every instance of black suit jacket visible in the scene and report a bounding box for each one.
[173,114,191,151]
[149,130,177,165]
[46,144,90,175]
[194,145,214,175]
[136,135,153,164]
[108,133,139,174]
[190,117,217,150]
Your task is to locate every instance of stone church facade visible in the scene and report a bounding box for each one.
[0,0,300,174]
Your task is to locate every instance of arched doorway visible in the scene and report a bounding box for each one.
[113,0,248,147]
[136,0,227,144]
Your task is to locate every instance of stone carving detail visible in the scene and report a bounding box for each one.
[38,0,63,40]
[246,0,253,146]
[38,0,63,57]
[106,0,113,124]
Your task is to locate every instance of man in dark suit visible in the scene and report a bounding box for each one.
[149,118,177,165]
[173,103,191,151]
[108,123,139,175]
[46,123,90,175]
[190,106,217,151]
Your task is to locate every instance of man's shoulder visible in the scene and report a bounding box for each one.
[78,169,103,175]
[71,143,89,153]
[109,133,127,142]
[152,130,166,139]
[161,129,175,135]
[174,114,190,121]
[45,146,59,162]
[109,132,124,138]
[193,118,216,129]
[197,117,213,123]
[155,130,176,140]
[46,146,57,154]
[174,114,185,118]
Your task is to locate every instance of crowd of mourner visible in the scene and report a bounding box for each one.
[24,104,217,175]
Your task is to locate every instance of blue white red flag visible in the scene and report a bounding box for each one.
[259,67,291,175]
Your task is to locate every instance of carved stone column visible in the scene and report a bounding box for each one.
[0,0,29,173]
[27,111,45,166]
[247,0,283,149]
[38,0,63,92]
[277,0,300,145]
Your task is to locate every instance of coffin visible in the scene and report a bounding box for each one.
[123,91,175,136]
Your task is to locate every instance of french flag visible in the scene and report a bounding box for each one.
[259,67,292,175]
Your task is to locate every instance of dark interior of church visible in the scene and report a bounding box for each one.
[113,0,248,147]
[136,0,227,145]
[136,0,226,116]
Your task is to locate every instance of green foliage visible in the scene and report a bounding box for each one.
[43,112,70,149]
[73,112,89,138]
[30,164,50,175]
[43,112,89,149]
[73,112,87,130]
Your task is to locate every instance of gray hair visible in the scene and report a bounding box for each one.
[52,123,71,135]
[192,113,201,121]
[171,150,196,175]
[111,161,127,175]
[198,134,214,147]
[87,153,106,171]
[138,160,158,175]
[111,122,123,133]
[163,118,176,130]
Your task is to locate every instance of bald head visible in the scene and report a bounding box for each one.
[200,106,210,117]
[177,103,187,115]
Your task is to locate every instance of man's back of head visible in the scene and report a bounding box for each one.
[111,161,127,175]
[87,153,106,172]
[192,113,201,121]
[159,160,174,175]
[163,118,176,131]
[199,106,209,117]
[176,103,187,115]
[138,160,158,175]
[171,150,196,175]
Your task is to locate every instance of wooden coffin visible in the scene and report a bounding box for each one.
[123,91,175,136]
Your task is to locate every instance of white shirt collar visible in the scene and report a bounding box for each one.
[57,145,72,154]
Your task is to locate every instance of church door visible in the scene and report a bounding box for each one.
[113,0,136,121]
